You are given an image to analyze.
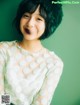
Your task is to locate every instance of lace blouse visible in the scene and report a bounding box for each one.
[0,40,63,105]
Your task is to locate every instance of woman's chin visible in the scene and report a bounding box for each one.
[23,36,37,41]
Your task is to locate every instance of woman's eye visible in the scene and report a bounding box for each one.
[37,18,42,21]
[23,14,30,18]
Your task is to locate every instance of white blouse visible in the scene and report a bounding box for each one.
[0,40,63,105]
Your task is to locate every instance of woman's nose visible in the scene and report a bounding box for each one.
[26,17,35,28]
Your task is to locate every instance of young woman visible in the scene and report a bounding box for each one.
[0,0,64,105]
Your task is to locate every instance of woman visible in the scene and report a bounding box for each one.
[0,0,64,105]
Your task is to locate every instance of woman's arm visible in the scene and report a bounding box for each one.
[0,42,7,103]
[31,54,64,105]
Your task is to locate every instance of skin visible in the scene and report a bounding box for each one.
[18,6,46,53]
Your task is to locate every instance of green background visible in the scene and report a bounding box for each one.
[0,0,80,105]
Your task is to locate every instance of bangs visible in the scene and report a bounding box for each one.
[39,4,47,20]
[21,1,38,14]
[19,1,47,20]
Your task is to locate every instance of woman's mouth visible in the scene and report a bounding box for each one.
[24,28,31,35]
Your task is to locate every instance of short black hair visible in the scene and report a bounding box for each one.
[13,0,63,40]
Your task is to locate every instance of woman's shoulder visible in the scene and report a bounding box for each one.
[0,40,16,48]
[0,40,16,51]
[45,48,64,67]
[44,48,64,76]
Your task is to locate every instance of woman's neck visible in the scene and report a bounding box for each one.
[19,39,44,53]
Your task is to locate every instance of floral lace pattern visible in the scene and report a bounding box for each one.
[0,41,63,105]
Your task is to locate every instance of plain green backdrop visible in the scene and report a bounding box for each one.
[0,0,80,105]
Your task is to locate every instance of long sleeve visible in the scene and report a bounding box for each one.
[31,53,64,105]
[0,42,7,102]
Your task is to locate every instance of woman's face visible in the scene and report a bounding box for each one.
[20,6,45,41]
